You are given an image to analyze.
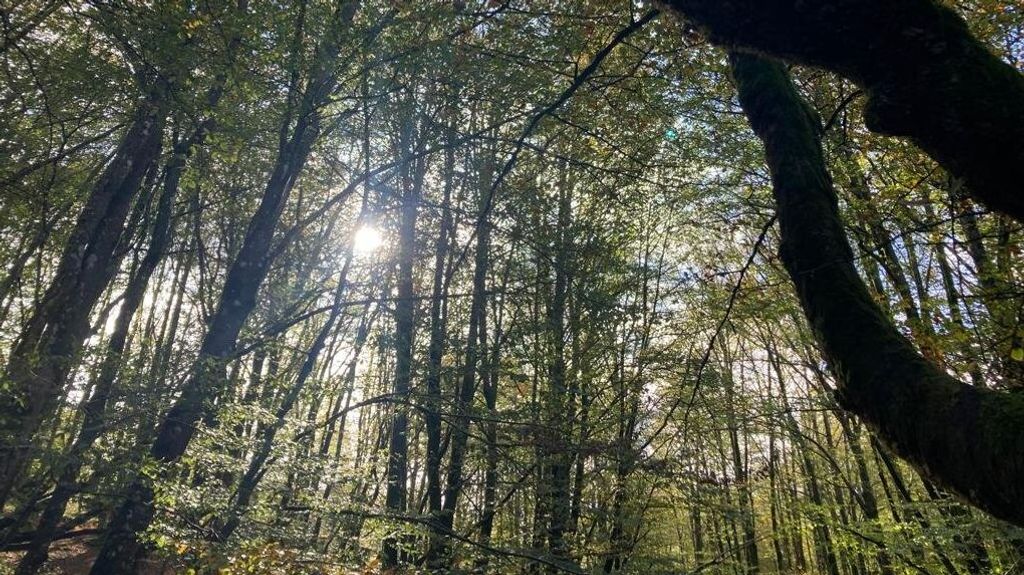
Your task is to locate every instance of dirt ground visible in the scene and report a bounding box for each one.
[1,534,99,574]
[1,536,178,574]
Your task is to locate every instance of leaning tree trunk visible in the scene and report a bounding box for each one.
[13,142,183,575]
[90,31,347,575]
[88,116,320,575]
[217,253,354,542]
[88,3,361,571]
[729,52,1024,526]
[13,13,247,562]
[0,88,168,505]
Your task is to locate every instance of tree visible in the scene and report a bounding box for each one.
[1,2,1023,574]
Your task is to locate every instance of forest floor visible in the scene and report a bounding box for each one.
[0,533,177,574]
[1,536,97,574]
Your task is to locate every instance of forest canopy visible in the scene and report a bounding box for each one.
[0,1,1023,574]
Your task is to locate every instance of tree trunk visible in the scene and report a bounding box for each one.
[426,145,493,569]
[13,137,185,574]
[837,414,894,575]
[217,251,354,542]
[730,51,1024,527]
[381,112,421,571]
[87,0,361,562]
[0,88,168,504]
[723,365,759,575]
[422,133,456,554]
[539,176,576,574]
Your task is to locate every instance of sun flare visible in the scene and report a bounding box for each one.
[352,225,383,255]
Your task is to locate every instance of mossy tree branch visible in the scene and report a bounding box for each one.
[662,0,1024,221]
[730,52,1024,527]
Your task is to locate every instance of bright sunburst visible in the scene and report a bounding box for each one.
[352,225,383,255]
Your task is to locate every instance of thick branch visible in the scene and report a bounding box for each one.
[730,52,1024,527]
[663,0,1024,221]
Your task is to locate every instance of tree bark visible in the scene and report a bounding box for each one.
[217,252,354,542]
[730,51,1024,527]
[543,177,574,573]
[663,0,1024,221]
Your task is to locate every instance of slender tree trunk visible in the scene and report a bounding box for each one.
[723,366,759,574]
[837,414,894,575]
[544,177,574,573]
[603,347,635,575]
[426,146,493,569]
[872,437,961,575]
[422,134,455,554]
[87,1,361,565]
[381,112,421,571]
[217,252,354,542]
[921,480,992,574]
[13,140,184,574]
[776,371,840,575]
[475,285,505,570]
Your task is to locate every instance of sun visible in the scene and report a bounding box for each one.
[352,225,383,255]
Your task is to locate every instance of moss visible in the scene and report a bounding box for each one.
[731,52,1024,527]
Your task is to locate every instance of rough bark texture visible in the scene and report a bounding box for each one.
[663,0,1024,221]
[729,52,1024,527]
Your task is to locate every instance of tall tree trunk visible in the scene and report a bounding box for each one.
[778,382,840,575]
[837,414,894,575]
[426,146,493,569]
[11,11,249,557]
[13,142,183,575]
[544,177,574,573]
[921,480,992,574]
[724,369,759,574]
[422,133,456,551]
[603,349,634,575]
[475,264,506,570]
[87,2,361,568]
[872,437,961,575]
[381,113,421,571]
